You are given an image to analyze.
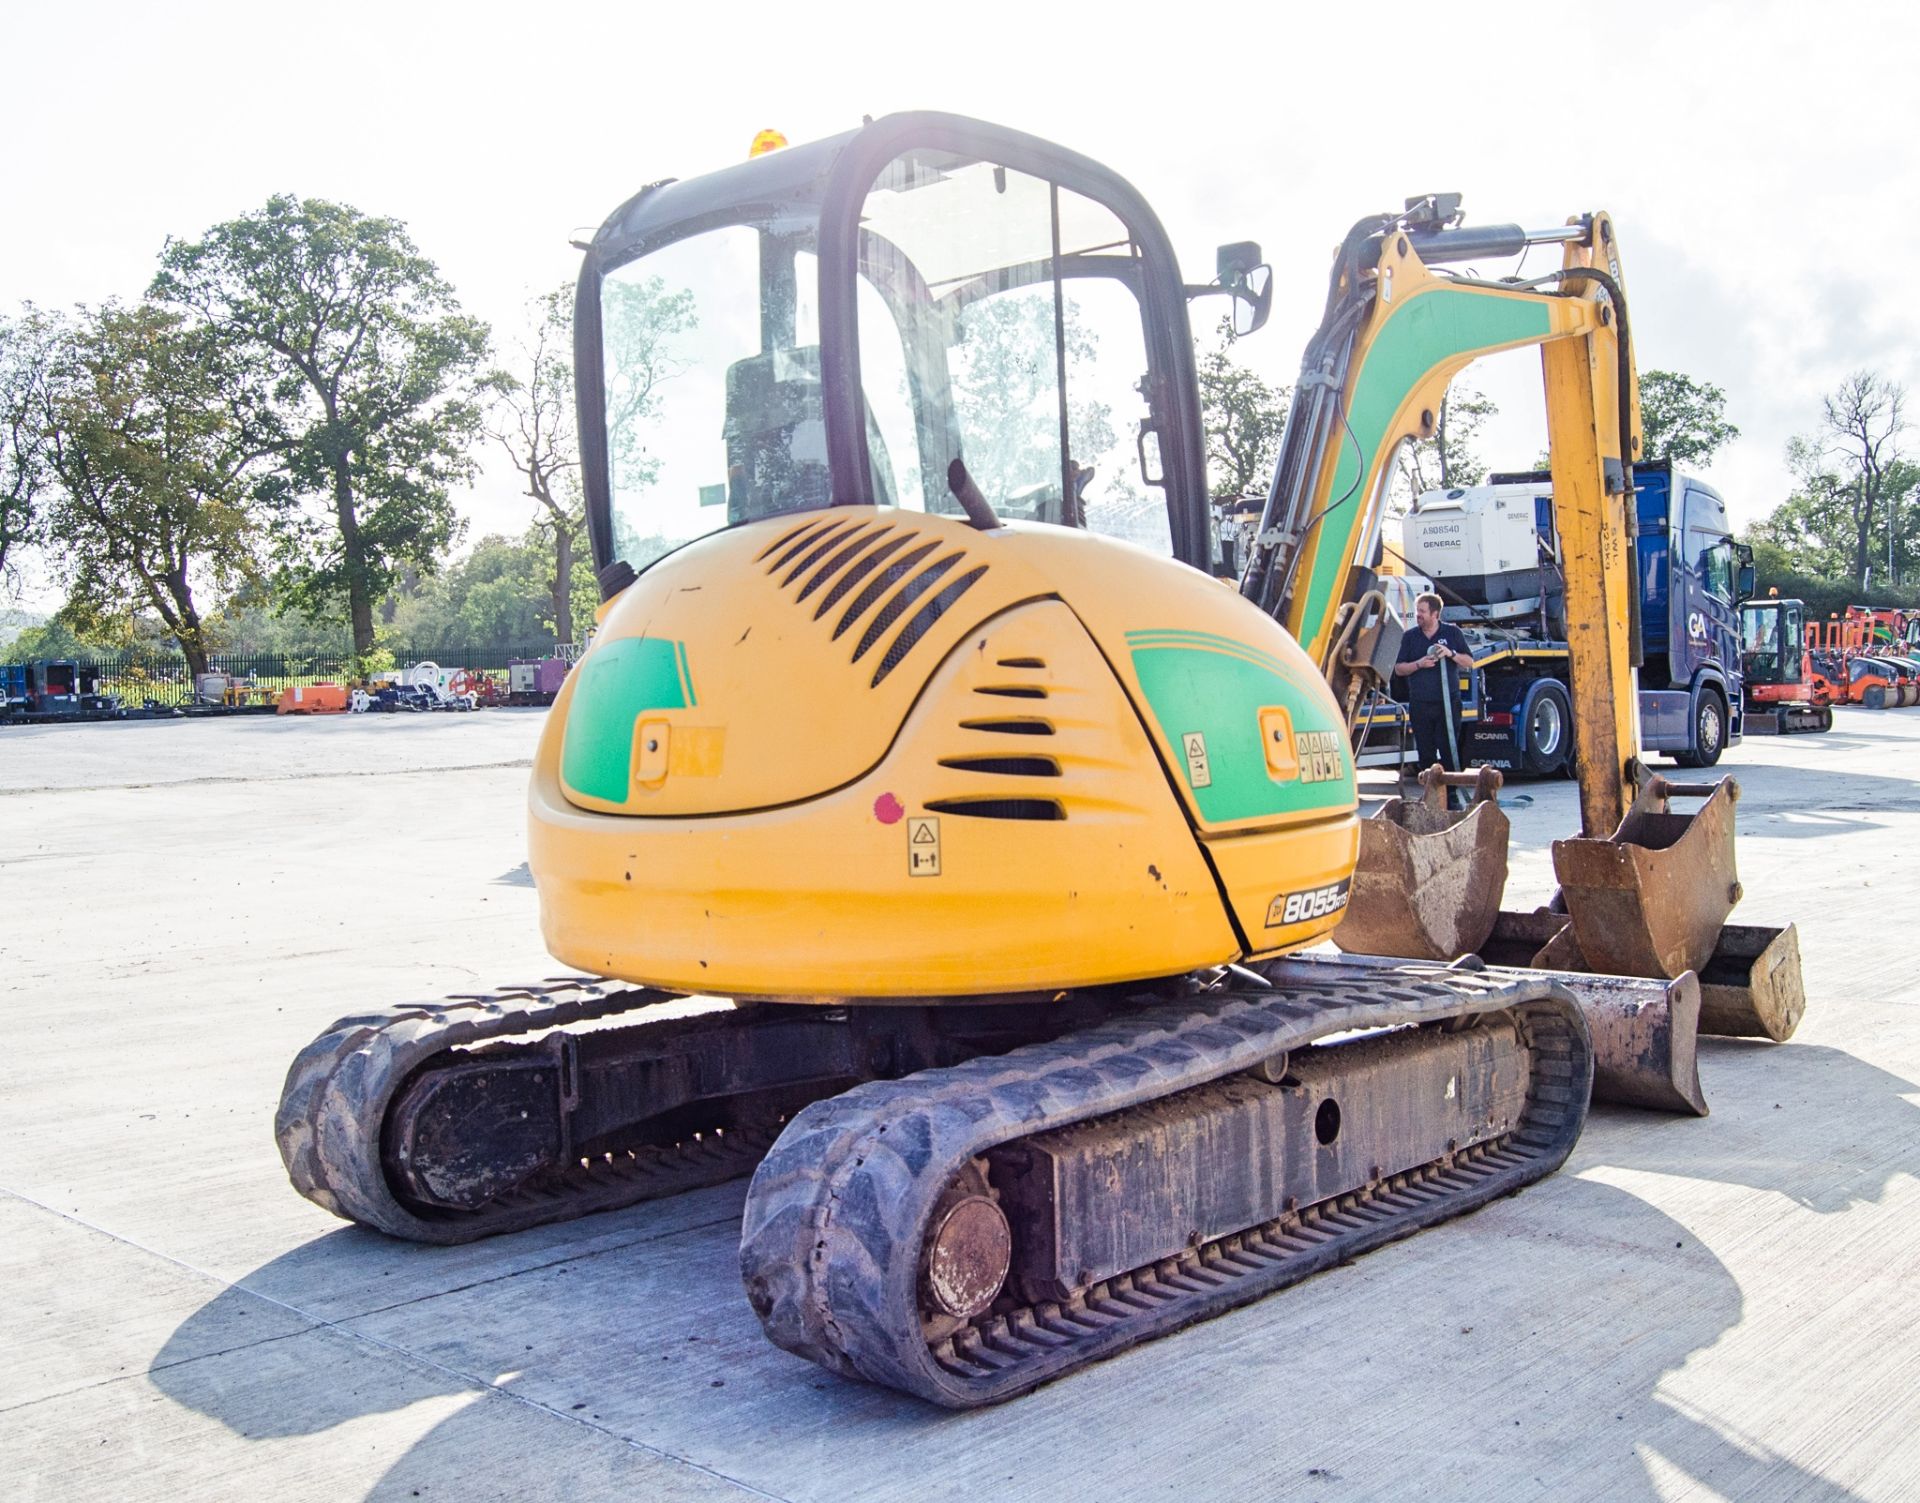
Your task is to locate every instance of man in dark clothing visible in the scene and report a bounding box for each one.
[1393,592,1472,801]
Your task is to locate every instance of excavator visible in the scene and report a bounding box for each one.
[277,113,1802,1408]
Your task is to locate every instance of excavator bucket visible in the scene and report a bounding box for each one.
[1478,910,1706,1114]
[1698,922,1806,1041]
[1327,766,1712,1113]
[1484,776,1805,1062]
[1546,776,1742,980]
[1332,766,1509,962]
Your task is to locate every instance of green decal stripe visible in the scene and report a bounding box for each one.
[1126,629,1324,697]
[1297,287,1553,650]
[1129,644,1355,824]
[674,641,697,706]
[561,637,693,803]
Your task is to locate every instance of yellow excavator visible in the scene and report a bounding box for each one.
[277,114,1797,1407]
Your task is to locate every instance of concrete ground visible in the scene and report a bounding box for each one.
[2,706,1917,1501]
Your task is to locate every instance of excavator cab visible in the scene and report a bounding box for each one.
[575,117,1242,584]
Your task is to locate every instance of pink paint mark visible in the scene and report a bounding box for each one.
[873,792,905,825]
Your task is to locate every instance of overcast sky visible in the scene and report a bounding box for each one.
[7,0,1915,607]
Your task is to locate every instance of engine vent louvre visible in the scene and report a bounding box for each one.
[923,797,1065,821]
[975,685,1049,700]
[760,514,837,568]
[780,521,865,585]
[852,553,962,663]
[936,756,1060,777]
[797,526,894,602]
[757,518,825,562]
[871,565,990,687]
[816,534,914,618]
[833,541,941,639]
[997,657,1047,669]
[756,520,988,690]
[959,718,1055,736]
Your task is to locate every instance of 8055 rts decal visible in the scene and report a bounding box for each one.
[1266,878,1352,927]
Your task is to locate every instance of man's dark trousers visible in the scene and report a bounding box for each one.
[1409,698,1463,774]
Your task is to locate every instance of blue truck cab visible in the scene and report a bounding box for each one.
[1368,460,1745,775]
[1629,463,1744,764]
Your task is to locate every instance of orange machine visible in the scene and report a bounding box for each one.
[276,683,350,715]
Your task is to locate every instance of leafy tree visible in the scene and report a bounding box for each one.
[384,528,595,648]
[1742,531,1920,621]
[1782,372,1909,590]
[151,195,490,660]
[1197,318,1288,500]
[39,304,271,676]
[0,611,91,661]
[0,306,60,588]
[1751,473,1856,580]
[1638,369,1740,467]
[488,286,591,644]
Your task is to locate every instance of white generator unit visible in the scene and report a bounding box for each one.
[1401,482,1550,614]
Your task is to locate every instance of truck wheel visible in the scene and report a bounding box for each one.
[1521,684,1572,777]
[1675,688,1726,768]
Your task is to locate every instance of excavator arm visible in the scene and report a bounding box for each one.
[1247,199,1805,1083]
[1241,201,1642,836]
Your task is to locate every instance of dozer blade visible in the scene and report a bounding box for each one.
[1276,945,1707,1117]
[1550,775,1742,980]
[1333,766,1509,961]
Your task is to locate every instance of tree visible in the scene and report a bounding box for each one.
[1786,372,1908,590]
[384,527,596,648]
[488,286,588,644]
[0,306,60,588]
[1752,472,1856,580]
[39,304,271,676]
[151,195,490,659]
[1638,369,1739,467]
[1197,318,1288,500]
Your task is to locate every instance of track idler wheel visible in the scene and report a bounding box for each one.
[919,1160,1013,1341]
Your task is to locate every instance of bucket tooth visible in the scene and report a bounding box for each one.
[1550,775,1741,980]
[1333,766,1509,962]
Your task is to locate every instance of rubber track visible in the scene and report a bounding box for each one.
[275,977,779,1244]
[740,969,1590,1407]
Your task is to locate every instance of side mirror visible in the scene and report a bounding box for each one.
[1217,241,1272,336]
[1737,561,1756,600]
[1188,242,1274,336]
[1231,265,1273,336]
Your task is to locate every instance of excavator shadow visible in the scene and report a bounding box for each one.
[1584,1037,1920,1212]
[144,1041,1914,1502]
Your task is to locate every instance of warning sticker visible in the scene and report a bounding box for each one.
[907,816,942,877]
[1182,732,1211,789]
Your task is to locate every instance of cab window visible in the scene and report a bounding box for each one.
[853,150,1169,554]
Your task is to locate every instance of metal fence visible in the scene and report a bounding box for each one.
[62,647,563,708]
